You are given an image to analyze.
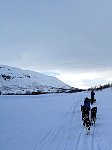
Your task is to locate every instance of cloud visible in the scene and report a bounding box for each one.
[0,0,112,88]
[55,70,112,88]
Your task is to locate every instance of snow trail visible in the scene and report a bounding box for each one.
[0,89,112,150]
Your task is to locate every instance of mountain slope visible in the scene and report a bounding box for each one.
[0,65,71,94]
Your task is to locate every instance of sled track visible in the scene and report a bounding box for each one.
[91,125,100,150]
[32,113,68,150]
[94,125,110,150]
[32,100,79,150]
[75,122,101,150]
[75,127,84,150]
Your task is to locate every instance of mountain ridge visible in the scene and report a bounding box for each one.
[0,65,72,94]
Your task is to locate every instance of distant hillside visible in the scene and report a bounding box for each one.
[0,65,72,95]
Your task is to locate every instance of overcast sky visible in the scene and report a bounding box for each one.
[0,0,112,88]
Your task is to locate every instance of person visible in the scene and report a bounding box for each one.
[91,90,95,104]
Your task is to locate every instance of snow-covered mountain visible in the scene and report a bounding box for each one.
[0,65,71,94]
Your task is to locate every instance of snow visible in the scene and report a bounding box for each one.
[0,88,112,150]
[0,65,71,94]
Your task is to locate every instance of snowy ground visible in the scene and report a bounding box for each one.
[0,88,112,150]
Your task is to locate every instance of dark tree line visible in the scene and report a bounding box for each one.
[88,83,112,91]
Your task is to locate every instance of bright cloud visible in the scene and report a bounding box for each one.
[54,70,112,89]
[0,0,112,88]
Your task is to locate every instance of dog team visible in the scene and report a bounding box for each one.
[81,90,97,135]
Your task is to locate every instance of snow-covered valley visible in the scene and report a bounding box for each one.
[0,88,112,150]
